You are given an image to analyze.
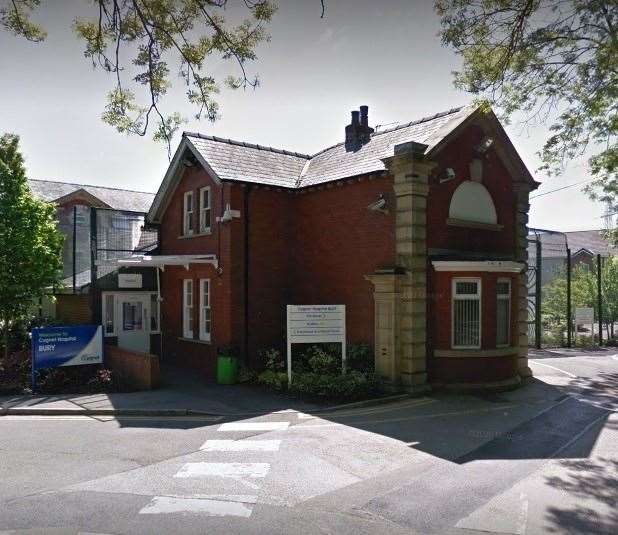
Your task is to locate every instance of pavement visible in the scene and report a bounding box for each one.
[0,364,367,416]
[0,348,616,534]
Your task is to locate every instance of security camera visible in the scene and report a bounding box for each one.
[367,194,388,213]
[440,167,456,183]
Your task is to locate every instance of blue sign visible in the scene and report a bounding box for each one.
[32,325,104,371]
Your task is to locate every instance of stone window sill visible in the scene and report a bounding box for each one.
[177,230,213,239]
[446,218,503,231]
[178,337,212,345]
[434,347,517,358]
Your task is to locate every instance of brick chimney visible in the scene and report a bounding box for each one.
[345,106,374,151]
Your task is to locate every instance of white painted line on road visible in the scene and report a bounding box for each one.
[139,496,254,517]
[218,421,289,432]
[517,492,529,535]
[530,360,577,378]
[611,354,618,361]
[175,462,271,479]
[200,439,281,452]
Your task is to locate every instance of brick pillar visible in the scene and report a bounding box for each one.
[514,182,533,378]
[369,143,435,392]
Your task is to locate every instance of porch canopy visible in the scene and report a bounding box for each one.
[96,254,219,270]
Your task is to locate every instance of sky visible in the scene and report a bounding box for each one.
[0,0,610,232]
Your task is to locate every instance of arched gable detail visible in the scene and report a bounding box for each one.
[448,180,497,225]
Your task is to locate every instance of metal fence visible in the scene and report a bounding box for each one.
[57,206,158,294]
[527,227,614,348]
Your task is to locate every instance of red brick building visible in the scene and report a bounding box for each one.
[147,105,538,390]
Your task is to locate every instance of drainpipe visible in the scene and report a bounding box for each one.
[243,186,252,365]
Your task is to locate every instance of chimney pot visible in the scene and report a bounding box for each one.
[360,105,368,127]
[351,110,360,126]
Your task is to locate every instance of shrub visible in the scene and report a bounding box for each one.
[257,343,378,401]
[35,365,120,394]
[257,370,288,391]
[347,343,374,373]
[289,370,377,401]
[259,348,285,372]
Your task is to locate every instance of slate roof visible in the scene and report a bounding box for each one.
[183,106,473,189]
[28,179,155,213]
[186,135,309,188]
[565,230,615,257]
[529,229,616,258]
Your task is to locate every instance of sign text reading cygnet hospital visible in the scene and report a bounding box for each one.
[286,305,346,383]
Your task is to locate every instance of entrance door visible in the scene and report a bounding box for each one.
[117,294,150,353]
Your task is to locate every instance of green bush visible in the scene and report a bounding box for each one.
[259,347,285,372]
[257,343,378,401]
[257,370,288,391]
[36,365,121,394]
[347,343,374,373]
[289,370,377,400]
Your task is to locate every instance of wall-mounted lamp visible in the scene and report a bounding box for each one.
[367,194,388,214]
[475,136,494,155]
[439,167,456,183]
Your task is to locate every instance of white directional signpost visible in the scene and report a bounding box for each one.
[286,305,346,385]
[575,307,595,344]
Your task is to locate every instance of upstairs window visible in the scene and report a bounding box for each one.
[183,191,194,236]
[199,186,211,234]
[199,278,211,341]
[496,279,511,347]
[183,279,193,338]
[452,278,481,349]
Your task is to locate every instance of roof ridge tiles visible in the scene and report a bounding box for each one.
[184,131,312,159]
[184,105,465,162]
[308,105,465,158]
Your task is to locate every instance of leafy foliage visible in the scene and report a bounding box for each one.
[257,343,378,401]
[0,134,63,359]
[0,0,276,156]
[436,1,618,215]
[542,256,618,342]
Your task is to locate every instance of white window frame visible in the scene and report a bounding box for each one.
[101,292,160,336]
[183,279,194,338]
[496,278,511,347]
[199,186,211,234]
[199,278,211,342]
[183,191,194,236]
[451,277,482,350]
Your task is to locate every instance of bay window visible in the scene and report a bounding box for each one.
[452,278,481,349]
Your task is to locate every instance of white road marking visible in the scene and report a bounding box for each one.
[139,496,254,517]
[530,360,577,378]
[517,492,529,535]
[175,462,271,479]
[200,439,281,452]
[611,354,618,361]
[218,421,289,432]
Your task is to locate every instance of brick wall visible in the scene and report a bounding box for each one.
[158,164,397,376]
[105,344,160,390]
[289,177,397,346]
[55,294,92,325]
[426,124,516,255]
